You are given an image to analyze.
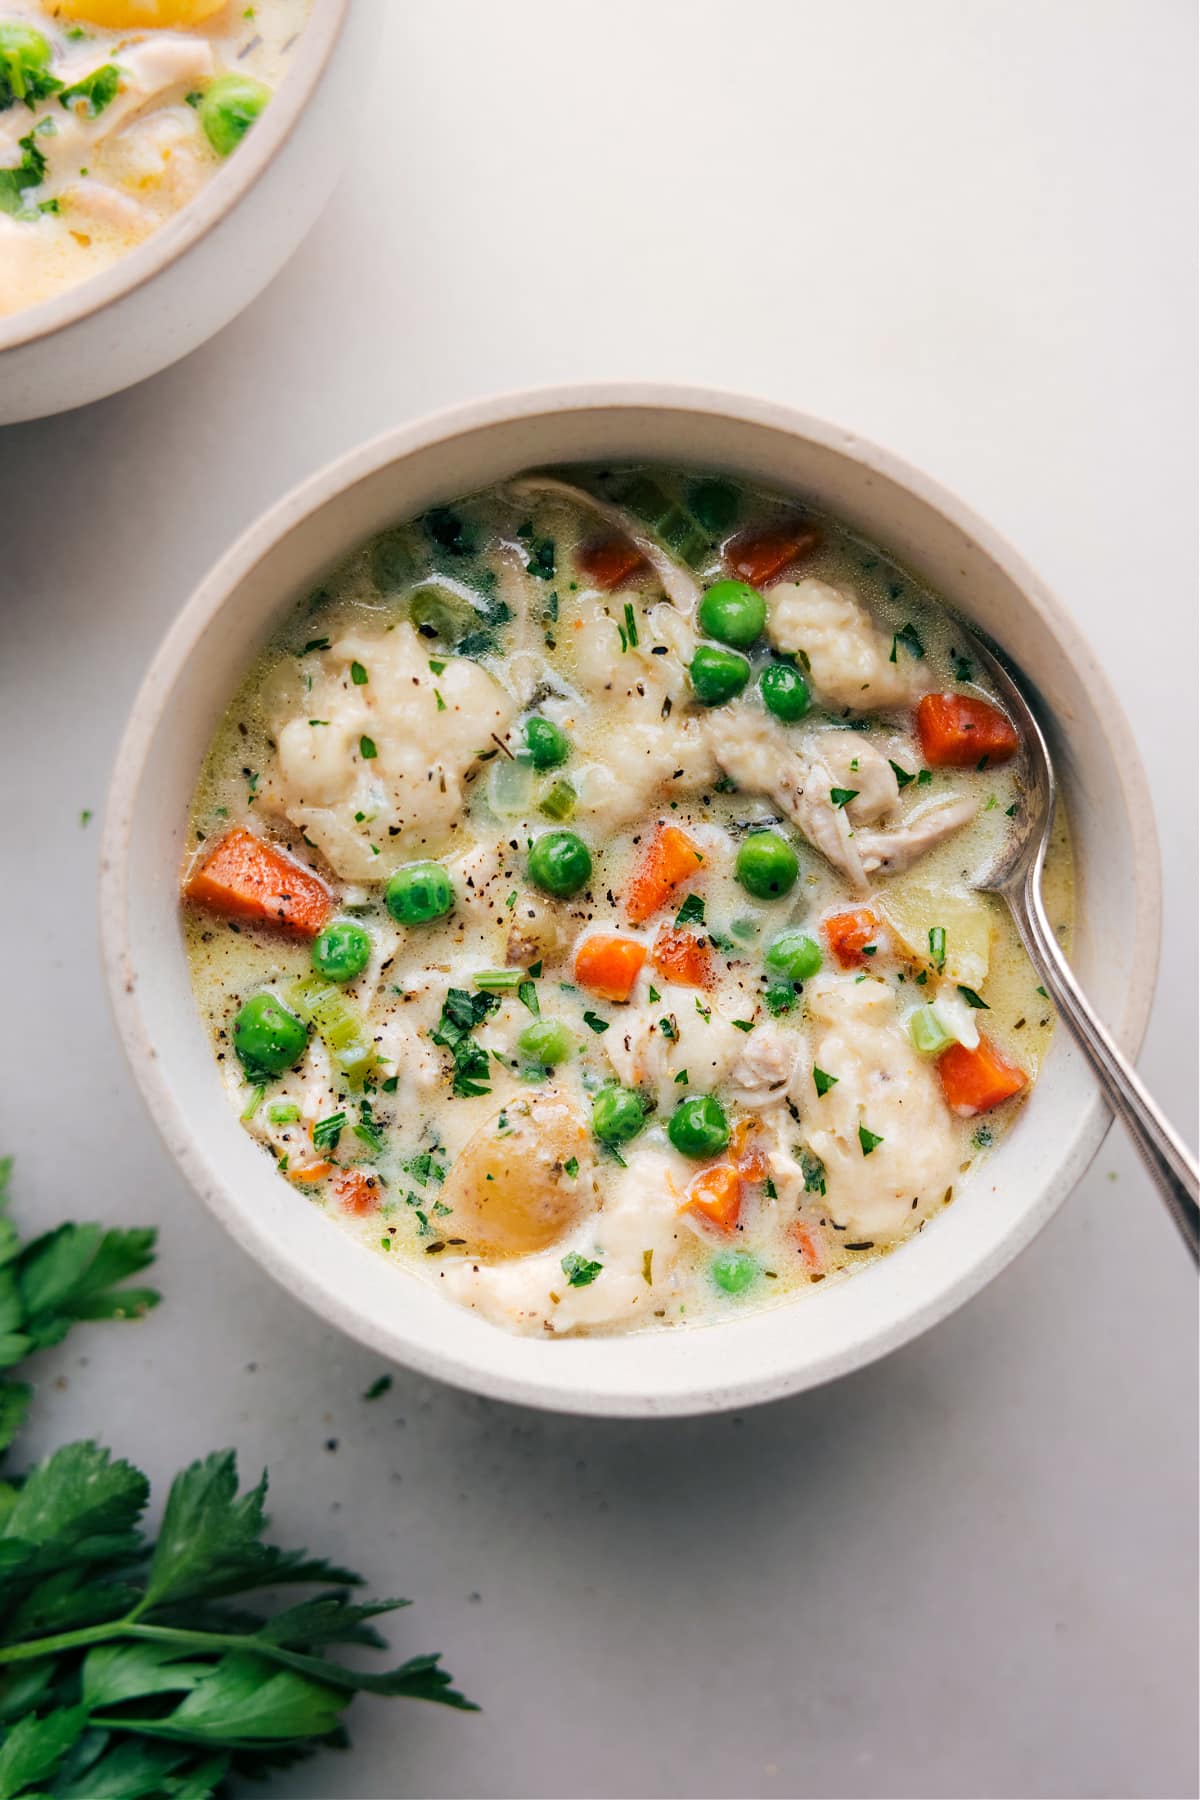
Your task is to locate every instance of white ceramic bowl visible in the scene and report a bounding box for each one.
[100,386,1161,1417]
[0,0,365,425]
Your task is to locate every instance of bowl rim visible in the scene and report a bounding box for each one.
[0,0,350,356]
[99,382,1164,1415]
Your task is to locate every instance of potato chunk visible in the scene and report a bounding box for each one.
[440,1093,592,1260]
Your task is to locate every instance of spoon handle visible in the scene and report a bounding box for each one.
[1005,877,1199,1260]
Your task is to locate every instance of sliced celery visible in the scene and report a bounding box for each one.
[538,777,577,821]
[474,969,523,993]
[908,1004,955,1056]
[287,975,376,1085]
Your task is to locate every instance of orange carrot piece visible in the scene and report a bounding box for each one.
[726,520,821,588]
[823,907,887,969]
[683,1164,743,1231]
[791,1221,826,1273]
[625,824,705,924]
[577,535,646,590]
[290,1161,334,1184]
[333,1168,380,1216]
[728,1117,770,1183]
[574,933,648,1003]
[938,1034,1027,1117]
[183,827,333,937]
[651,926,712,989]
[915,693,1019,768]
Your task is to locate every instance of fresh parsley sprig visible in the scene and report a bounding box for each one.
[0,1160,473,1799]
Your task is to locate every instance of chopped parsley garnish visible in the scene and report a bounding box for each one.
[674,893,706,926]
[764,982,794,1016]
[659,1016,678,1041]
[431,988,501,1096]
[517,978,540,1016]
[359,735,378,760]
[623,601,639,647]
[812,1065,838,1097]
[1035,985,1048,999]
[1005,801,1018,816]
[302,636,331,653]
[582,1010,610,1034]
[363,1373,393,1400]
[858,1123,883,1156]
[830,787,859,809]
[312,1111,346,1151]
[957,985,990,1009]
[889,760,916,789]
[695,999,711,1022]
[561,1252,602,1288]
[952,653,973,682]
[674,1069,689,1084]
[0,125,49,217]
[528,537,556,579]
[800,1148,827,1196]
[647,984,661,1003]
[350,660,368,684]
[917,768,933,786]
[731,1019,756,1033]
[889,621,925,662]
[928,925,947,972]
[563,1156,580,1179]
[354,1100,385,1155]
[59,61,122,117]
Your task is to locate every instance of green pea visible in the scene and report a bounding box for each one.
[711,1250,759,1296]
[0,23,54,104]
[198,74,271,157]
[527,829,592,898]
[667,1095,730,1160]
[759,660,811,722]
[385,861,454,925]
[697,579,767,649]
[735,831,799,899]
[517,1019,574,1067]
[688,644,751,706]
[525,715,569,770]
[311,919,372,984]
[232,993,308,1078]
[592,1085,646,1145]
[764,929,822,983]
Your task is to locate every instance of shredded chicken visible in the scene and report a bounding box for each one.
[706,714,975,890]
[506,474,702,614]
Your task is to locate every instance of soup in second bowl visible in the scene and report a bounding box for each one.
[182,467,1072,1337]
[1,0,309,316]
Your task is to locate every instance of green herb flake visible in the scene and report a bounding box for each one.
[582,1010,610,1034]
[59,61,122,118]
[359,735,378,760]
[889,621,925,662]
[350,660,368,685]
[563,1156,580,1179]
[830,787,859,809]
[928,926,947,972]
[957,985,990,1009]
[889,760,915,789]
[858,1123,884,1156]
[812,1065,838,1098]
[312,1111,346,1151]
[561,1251,602,1288]
[363,1373,392,1400]
[674,893,706,926]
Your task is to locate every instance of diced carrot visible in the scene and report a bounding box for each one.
[183,827,333,936]
[290,1161,334,1184]
[683,1163,743,1231]
[573,932,648,1003]
[938,1034,1027,1117]
[625,824,705,924]
[333,1168,380,1216]
[726,520,821,588]
[823,907,887,969]
[915,693,1020,768]
[651,926,712,989]
[730,1117,770,1183]
[791,1221,826,1273]
[577,535,646,590]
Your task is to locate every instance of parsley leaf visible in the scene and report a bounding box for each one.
[430,989,500,1096]
[812,1065,838,1098]
[957,985,990,1009]
[582,1010,610,1034]
[59,62,122,117]
[674,893,705,926]
[858,1124,883,1156]
[829,788,859,809]
[560,1252,602,1288]
[889,621,925,662]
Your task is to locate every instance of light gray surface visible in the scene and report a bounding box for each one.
[1,3,1196,1797]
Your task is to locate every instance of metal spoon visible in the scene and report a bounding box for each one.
[961,628,1198,1259]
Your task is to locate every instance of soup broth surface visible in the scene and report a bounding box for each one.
[184,466,1072,1338]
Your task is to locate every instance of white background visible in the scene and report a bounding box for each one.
[1,2,1196,1796]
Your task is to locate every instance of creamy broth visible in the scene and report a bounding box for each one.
[1,0,309,317]
[184,468,1073,1338]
